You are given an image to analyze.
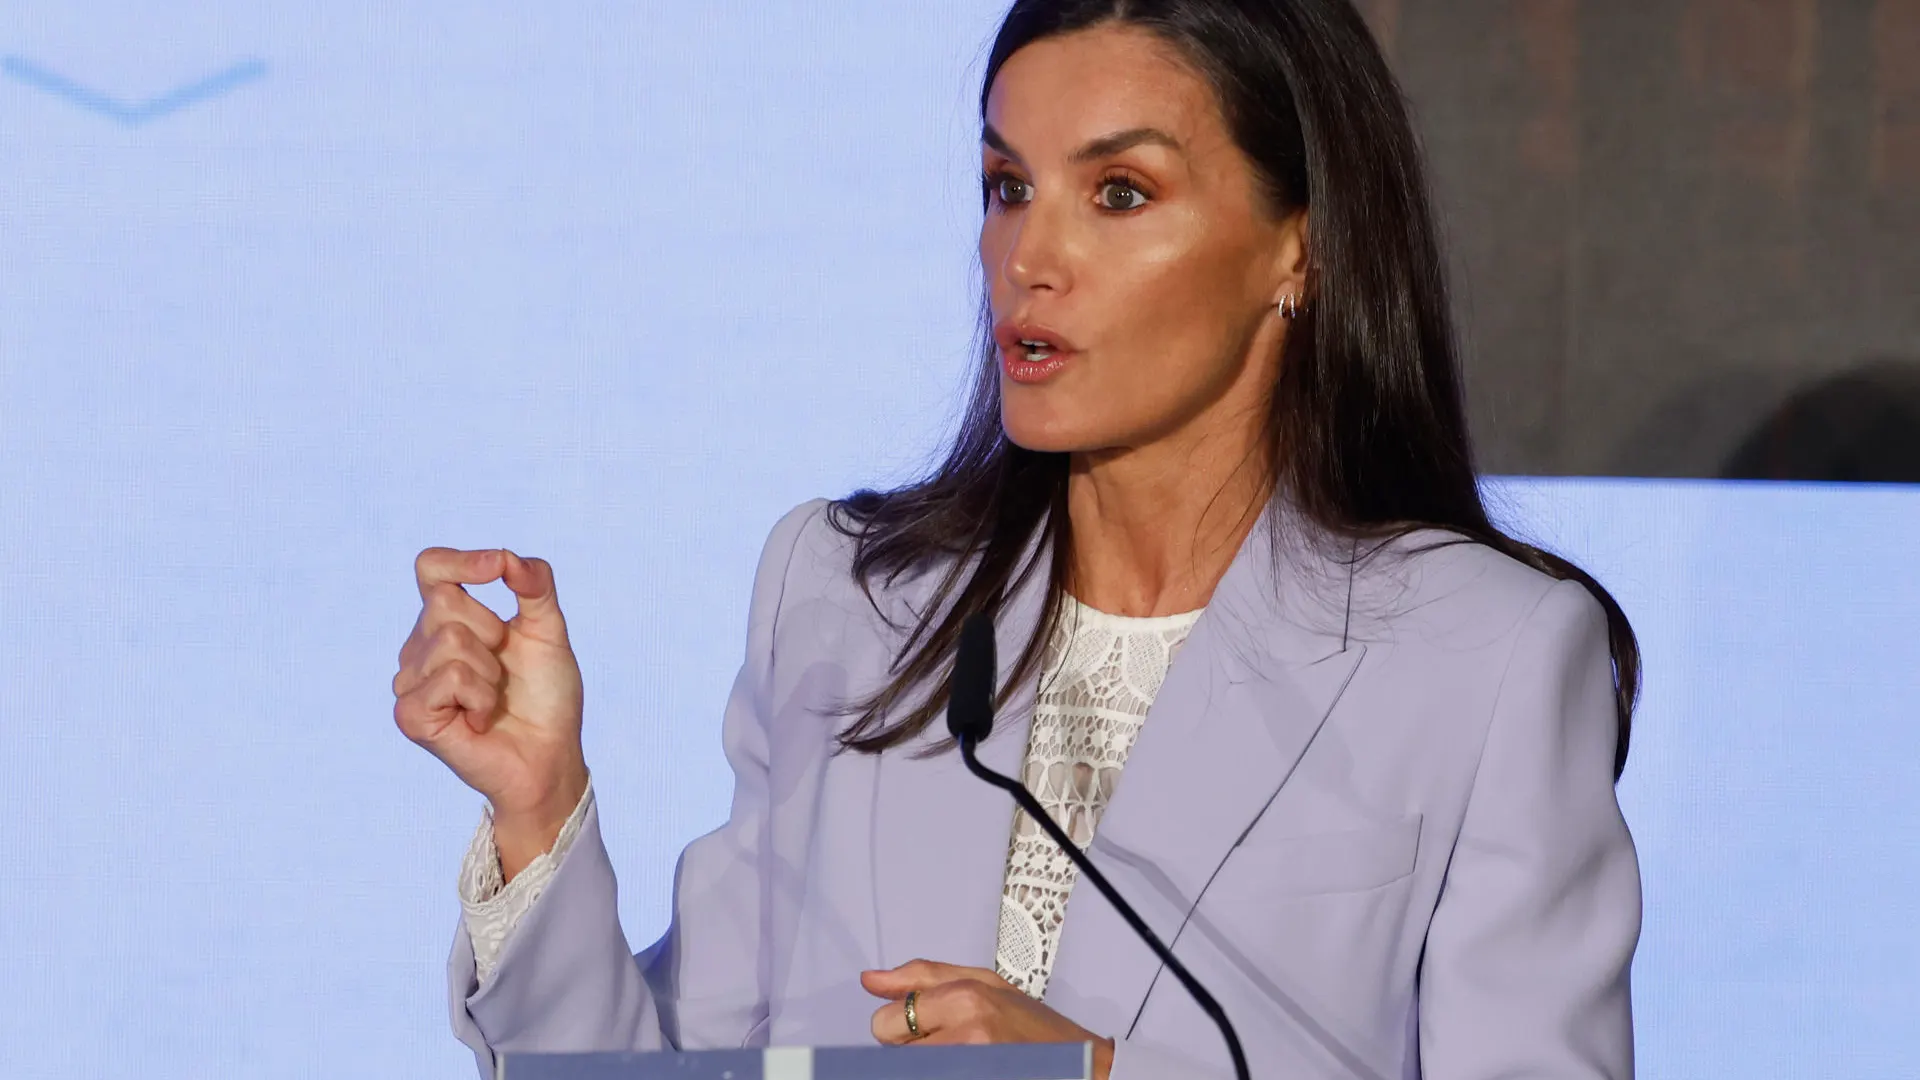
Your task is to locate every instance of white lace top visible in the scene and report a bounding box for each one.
[993,596,1202,998]
[459,596,1204,995]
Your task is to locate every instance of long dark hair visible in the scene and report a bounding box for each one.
[826,0,1640,779]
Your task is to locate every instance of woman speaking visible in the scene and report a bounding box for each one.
[392,1,1642,1076]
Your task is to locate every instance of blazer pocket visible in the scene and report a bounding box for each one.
[739,1013,772,1048]
[1225,815,1423,896]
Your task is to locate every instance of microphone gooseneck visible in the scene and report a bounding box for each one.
[946,611,1252,1080]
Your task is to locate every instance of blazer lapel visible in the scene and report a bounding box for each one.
[1041,507,1367,1038]
[870,537,1049,973]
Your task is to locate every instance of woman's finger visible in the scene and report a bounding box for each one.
[418,580,510,651]
[861,959,1008,998]
[414,547,505,601]
[396,620,504,698]
[870,986,926,1044]
[869,979,997,1045]
[501,551,571,645]
[394,659,499,745]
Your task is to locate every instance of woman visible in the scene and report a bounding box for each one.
[392,1,1642,1077]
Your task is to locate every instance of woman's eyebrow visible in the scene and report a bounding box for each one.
[981,123,1023,163]
[980,123,1185,164]
[1069,127,1184,162]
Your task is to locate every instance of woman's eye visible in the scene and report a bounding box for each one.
[1098,180,1148,211]
[994,176,1032,205]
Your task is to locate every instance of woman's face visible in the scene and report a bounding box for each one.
[980,23,1305,457]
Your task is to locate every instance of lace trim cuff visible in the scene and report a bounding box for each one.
[458,777,595,986]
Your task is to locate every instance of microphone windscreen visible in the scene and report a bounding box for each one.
[947,610,997,743]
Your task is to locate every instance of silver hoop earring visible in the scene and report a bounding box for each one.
[1279,293,1300,319]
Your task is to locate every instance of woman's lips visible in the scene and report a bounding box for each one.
[992,320,1078,384]
[1001,345,1074,384]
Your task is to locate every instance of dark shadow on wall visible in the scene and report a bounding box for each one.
[1721,361,1920,483]
[1606,366,1801,478]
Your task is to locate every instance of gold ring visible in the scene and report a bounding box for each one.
[903,988,921,1038]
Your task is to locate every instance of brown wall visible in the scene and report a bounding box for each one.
[1354,0,1920,478]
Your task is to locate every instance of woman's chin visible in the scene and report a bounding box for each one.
[1001,413,1101,455]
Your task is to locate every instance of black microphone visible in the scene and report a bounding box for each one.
[947,610,1252,1080]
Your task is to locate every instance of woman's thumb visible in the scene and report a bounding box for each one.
[501,551,569,639]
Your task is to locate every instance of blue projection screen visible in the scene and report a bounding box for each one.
[2,4,1915,1077]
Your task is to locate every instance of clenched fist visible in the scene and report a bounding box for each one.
[394,547,588,879]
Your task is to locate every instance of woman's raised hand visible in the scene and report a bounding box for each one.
[394,548,589,878]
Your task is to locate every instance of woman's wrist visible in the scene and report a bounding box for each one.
[492,764,590,881]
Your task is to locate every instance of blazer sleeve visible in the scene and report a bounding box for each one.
[447,497,829,1078]
[1418,579,1643,1078]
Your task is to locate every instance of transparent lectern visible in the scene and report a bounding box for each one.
[498,1043,1093,1080]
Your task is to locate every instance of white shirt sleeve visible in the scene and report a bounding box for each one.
[457,777,596,986]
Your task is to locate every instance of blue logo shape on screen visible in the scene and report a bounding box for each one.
[1,56,266,125]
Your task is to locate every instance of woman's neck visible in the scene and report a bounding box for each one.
[1064,433,1271,618]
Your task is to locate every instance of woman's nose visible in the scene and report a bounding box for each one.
[998,198,1073,296]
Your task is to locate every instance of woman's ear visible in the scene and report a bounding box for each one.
[1267,209,1311,309]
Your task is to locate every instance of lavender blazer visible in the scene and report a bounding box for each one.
[448,496,1640,1079]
